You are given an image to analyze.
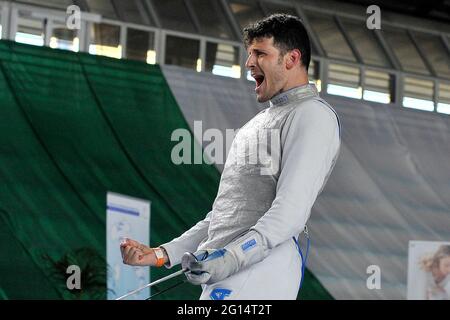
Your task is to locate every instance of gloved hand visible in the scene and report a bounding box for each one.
[181,230,269,285]
[181,249,238,285]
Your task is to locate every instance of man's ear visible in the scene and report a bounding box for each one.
[286,49,302,70]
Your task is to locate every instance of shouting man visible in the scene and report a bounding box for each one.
[121,14,341,300]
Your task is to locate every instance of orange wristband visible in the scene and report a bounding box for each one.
[153,248,165,267]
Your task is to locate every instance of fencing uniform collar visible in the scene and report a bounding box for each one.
[269,83,319,107]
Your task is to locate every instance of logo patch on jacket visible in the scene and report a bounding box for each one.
[241,238,257,252]
[210,288,232,300]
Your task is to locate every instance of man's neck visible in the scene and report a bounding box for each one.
[280,73,309,93]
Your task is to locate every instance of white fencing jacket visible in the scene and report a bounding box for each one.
[162,83,341,268]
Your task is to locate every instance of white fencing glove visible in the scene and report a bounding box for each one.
[181,230,269,285]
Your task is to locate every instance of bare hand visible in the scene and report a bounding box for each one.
[120,238,156,266]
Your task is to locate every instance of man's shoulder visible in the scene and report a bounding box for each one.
[288,97,339,125]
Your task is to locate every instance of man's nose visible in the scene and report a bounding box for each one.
[245,54,255,69]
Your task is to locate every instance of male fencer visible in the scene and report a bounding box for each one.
[121,14,341,300]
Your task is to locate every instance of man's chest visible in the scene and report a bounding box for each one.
[224,106,295,176]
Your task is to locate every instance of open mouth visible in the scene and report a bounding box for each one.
[253,74,265,90]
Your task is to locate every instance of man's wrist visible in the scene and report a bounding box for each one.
[152,247,166,267]
[158,246,170,265]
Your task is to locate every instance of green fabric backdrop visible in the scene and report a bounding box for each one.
[0,40,332,300]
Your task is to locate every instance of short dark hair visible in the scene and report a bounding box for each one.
[243,13,311,71]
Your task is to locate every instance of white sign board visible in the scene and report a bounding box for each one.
[107,192,150,300]
[407,240,450,300]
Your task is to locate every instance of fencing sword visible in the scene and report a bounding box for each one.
[115,268,188,300]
